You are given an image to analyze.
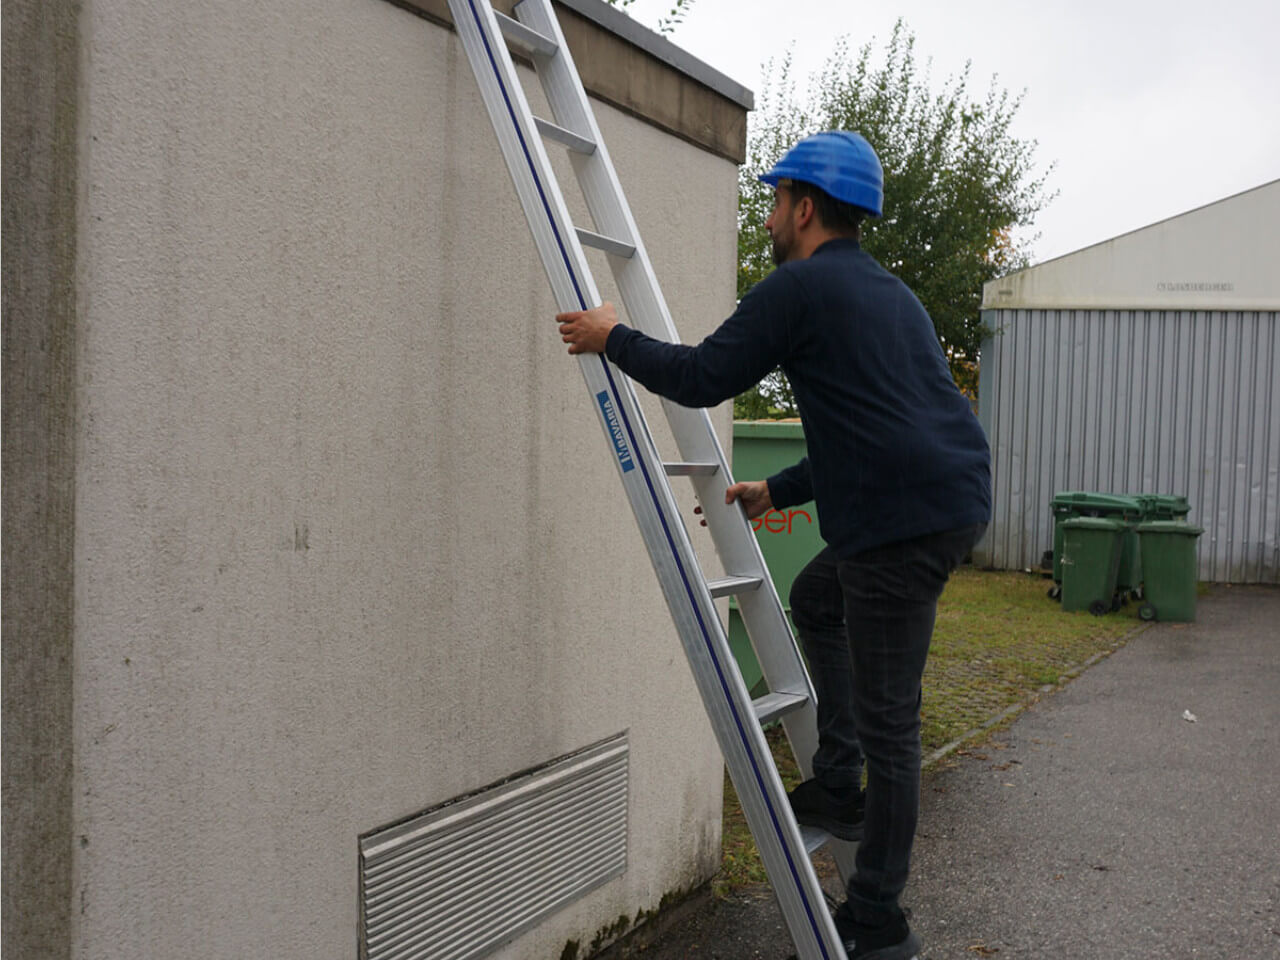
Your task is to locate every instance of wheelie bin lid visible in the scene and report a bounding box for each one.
[1061,516,1127,531]
[1051,492,1144,517]
[1124,493,1159,515]
[1136,521,1203,535]
[1123,492,1191,515]
[1150,495,1192,518]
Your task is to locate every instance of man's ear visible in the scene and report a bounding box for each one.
[793,194,816,230]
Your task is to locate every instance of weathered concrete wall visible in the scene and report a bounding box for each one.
[1,1,79,956]
[56,0,741,957]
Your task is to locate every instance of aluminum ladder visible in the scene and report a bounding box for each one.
[444,2,855,957]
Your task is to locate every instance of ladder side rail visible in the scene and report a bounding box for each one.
[513,0,842,871]
[511,0,728,469]
[446,4,711,614]
[510,1,845,955]
[445,0,708,618]
[512,0,682,347]
[447,0,591,314]
[513,0,817,706]
[697,498,858,882]
[689,470,818,698]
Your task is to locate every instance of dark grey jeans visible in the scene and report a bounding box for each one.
[789,523,986,925]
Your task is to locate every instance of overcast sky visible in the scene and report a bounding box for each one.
[614,0,1279,265]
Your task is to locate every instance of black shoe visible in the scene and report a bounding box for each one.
[787,779,865,841]
[834,909,922,960]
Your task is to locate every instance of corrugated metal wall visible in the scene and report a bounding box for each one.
[976,309,1280,583]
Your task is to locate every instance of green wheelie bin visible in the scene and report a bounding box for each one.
[1136,522,1203,622]
[1060,517,1126,616]
[1050,493,1143,602]
[1122,493,1193,598]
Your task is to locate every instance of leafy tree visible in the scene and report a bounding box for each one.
[735,21,1054,417]
[603,0,696,34]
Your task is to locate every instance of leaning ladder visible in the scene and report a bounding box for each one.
[445,2,854,957]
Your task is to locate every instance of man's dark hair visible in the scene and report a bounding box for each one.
[785,179,867,239]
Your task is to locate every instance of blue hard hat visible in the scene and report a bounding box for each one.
[758,131,884,217]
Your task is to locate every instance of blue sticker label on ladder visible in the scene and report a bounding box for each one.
[596,390,635,473]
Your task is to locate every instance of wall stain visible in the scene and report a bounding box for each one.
[560,880,708,959]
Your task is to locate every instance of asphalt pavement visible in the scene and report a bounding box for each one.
[599,584,1280,960]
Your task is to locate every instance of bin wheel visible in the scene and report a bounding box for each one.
[1047,585,1062,600]
[1088,600,1108,617]
[1139,603,1157,622]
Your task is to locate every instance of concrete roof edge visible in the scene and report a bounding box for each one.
[981,301,1280,313]
[985,177,1280,292]
[553,0,755,110]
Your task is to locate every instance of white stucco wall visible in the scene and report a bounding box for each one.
[73,1,738,956]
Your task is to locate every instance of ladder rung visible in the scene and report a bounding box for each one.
[663,461,719,477]
[800,825,831,855]
[751,691,810,726]
[576,227,636,259]
[534,116,597,155]
[494,10,558,56]
[706,575,763,599]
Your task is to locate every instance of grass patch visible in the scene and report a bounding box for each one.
[713,568,1142,896]
[921,568,1140,748]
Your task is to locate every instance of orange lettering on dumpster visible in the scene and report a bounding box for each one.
[751,508,813,535]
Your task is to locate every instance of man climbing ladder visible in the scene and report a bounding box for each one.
[557,131,991,960]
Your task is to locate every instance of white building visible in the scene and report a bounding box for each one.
[2,1,751,956]
[976,180,1280,583]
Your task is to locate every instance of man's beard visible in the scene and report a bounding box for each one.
[770,233,790,266]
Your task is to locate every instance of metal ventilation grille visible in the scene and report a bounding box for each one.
[359,733,629,960]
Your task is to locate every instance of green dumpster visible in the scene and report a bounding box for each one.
[1050,493,1143,600]
[1144,495,1191,522]
[1060,517,1125,615]
[1121,493,1193,597]
[729,421,823,694]
[1136,522,1203,622]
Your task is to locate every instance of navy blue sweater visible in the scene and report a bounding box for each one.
[604,237,990,558]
